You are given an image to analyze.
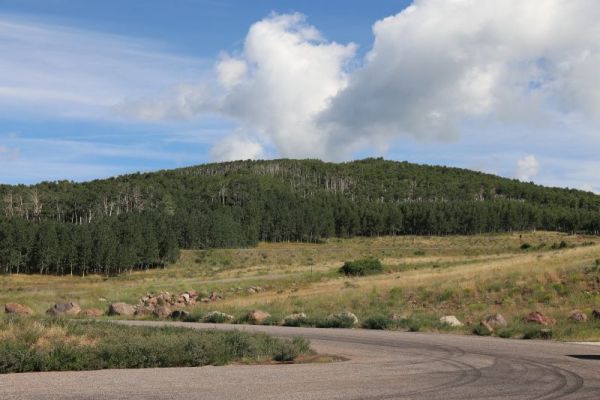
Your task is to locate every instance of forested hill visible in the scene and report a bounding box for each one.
[1,158,599,276]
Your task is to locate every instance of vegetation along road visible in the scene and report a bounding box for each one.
[1,321,599,400]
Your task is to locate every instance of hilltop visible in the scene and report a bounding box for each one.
[1,158,599,275]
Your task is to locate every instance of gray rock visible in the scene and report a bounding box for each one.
[483,313,508,331]
[46,302,81,317]
[568,310,588,322]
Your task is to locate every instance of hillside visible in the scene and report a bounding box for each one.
[1,158,599,275]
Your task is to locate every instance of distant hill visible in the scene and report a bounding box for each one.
[1,158,599,275]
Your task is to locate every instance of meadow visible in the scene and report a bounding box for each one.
[2,231,600,341]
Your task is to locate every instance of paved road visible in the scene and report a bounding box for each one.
[1,321,600,399]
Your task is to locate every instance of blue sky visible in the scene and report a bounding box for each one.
[1,0,599,191]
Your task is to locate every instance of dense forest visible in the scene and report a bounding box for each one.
[1,158,599,276]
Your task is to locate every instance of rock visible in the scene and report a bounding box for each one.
[81,308,104,317]
[181,293,190,303]
[208,292,222,301]
[592,309,600,320]
[134,306,153,316]
[200,298,211,303]
[186,290,199,298]
[482,313,508,331]
[108,302,135,316]
[568,310,588,322]
[523,311,556,326]
[247,288,256,294]
[153,306,172,318]
[170,310,190,319]
[204,311,234,323]
[5,303,33,315]
[247,310,271,324]
[46,302,81,317]
[439,315,463,327]
[283,313,308,325]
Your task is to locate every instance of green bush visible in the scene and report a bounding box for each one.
[362,315,393,330]
[316,314,357,328]
[339,258,383,276]
[520,243,531,250]
[0,317,312,373]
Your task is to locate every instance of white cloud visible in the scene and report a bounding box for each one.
[209,134,265,161]
[515,155,540,181]
[119,2,600,163]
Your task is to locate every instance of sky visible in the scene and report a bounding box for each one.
[1,0,599,192]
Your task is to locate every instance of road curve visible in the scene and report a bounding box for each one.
[1,321,600,399]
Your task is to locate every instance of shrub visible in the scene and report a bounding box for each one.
[523,326,552,340]
[0,317,312,373]
[472,323,492,336]
[520,243,531,250]
[271,337,311,362]
[316,313,357,329]
[339,258,383,276]
[362,315,393,330]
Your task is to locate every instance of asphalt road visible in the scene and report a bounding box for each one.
[1,321,600,399]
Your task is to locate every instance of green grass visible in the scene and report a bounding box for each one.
[0,316,312,374]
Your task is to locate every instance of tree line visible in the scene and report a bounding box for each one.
[1,158,599,275]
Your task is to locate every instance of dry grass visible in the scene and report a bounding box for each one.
[1,231,599,340]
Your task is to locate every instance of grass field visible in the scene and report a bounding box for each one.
[2,231,600,340]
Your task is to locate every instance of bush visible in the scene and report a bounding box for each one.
[520,243,531,250]
[472,323,492,336]
[271,337,311,362]
[0,317,312,373]
[339,258,383,277]
[362,315,393,330]
[316,313,357,328]
[523,326,552,340]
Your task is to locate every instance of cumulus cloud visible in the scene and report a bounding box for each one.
[209,134,265,161]
[118,2,600,162]
[515,155,540,181]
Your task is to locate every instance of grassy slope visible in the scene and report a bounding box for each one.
[2,231,599,340]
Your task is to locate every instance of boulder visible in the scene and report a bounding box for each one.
[108,302,135,316]
[46,302,81,317]
[5,303,33,315]
[568,310,588,322]
[208,292,222,301]
[170,310,190,319]
[523,311,556,326]
[153,306,172,318]
[204,311,234,323]
[482,313,508,331]
[247,310,271,325]
[592,309,600,320]
[81,308,104,317]
[439,315,463,327]
[134,306,153,316]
